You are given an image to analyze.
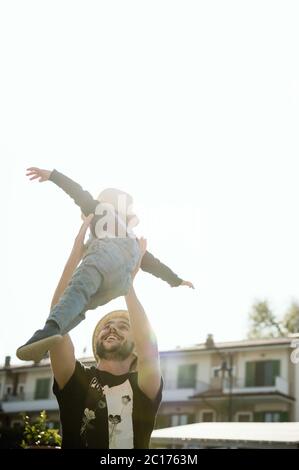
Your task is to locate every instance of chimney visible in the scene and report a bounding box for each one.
[4,356,11,368]
[205,334,215,349]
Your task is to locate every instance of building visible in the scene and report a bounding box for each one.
[157,335,299,427]
[0,335,298,435]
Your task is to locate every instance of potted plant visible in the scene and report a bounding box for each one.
[20,410,61,449]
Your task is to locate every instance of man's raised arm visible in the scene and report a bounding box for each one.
[49,215,94,390]
[125,238,161,401]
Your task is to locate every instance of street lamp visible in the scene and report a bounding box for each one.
[219,354,233,422]
[206,335,234,422]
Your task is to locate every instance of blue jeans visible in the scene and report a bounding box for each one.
[47,237,140,335]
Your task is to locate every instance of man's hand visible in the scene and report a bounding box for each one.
[131,237,147,280]
[26,167,52,182]
[73,214,94,259]
[180,280,195,289]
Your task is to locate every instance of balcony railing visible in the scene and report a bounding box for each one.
[164,379,210,391]
[2,391,54,402]
[2,393,25,402]
[1,397,58,413]
[222,376,289,395]
[162,375,290,402]
[163,379,210,401]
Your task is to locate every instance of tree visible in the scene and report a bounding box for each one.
[248,301,284,339]
[248,300,299,339]
[247,300,299,339]
[282,302,299,334]
[21,410,61,448]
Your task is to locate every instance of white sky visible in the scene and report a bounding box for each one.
[1,1,299,366]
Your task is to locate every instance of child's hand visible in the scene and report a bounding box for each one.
[26,167,52,182]
[180,280,195,289]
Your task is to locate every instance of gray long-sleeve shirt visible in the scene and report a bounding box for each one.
[49,170,183,287]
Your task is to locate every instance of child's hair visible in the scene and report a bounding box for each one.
[97,188,139,230]
[97,188,133,217]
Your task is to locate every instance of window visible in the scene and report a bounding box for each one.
[155,414,172,429]
[237,412,252,422]
[171,414,195,426]
[201,411,215,422]
[265,412,281,422]
[254,411,288,422]
[34,378,50,399]
[177,364,197,388]
[245,360,280,387]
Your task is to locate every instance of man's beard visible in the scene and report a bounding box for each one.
[96,339,135,361]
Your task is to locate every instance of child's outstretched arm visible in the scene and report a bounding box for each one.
[26,167,97,216]
[141,249,194,289]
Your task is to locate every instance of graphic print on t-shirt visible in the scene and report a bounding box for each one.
[103,380,134,449]
[80,376,134,449]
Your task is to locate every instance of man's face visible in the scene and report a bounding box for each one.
[96,318,135,361]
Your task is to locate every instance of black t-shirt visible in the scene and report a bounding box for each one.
[53,361,163,449]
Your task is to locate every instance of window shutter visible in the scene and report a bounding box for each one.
[279,412,288,422]
[254,412,264,422]
[34,378,50,399]
[177,364,197,388]
[272,360,280,385]
[245,362,255,387]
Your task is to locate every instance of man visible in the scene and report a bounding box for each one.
[49,215,162,449]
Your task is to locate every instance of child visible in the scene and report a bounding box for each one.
[16,167,194,362]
